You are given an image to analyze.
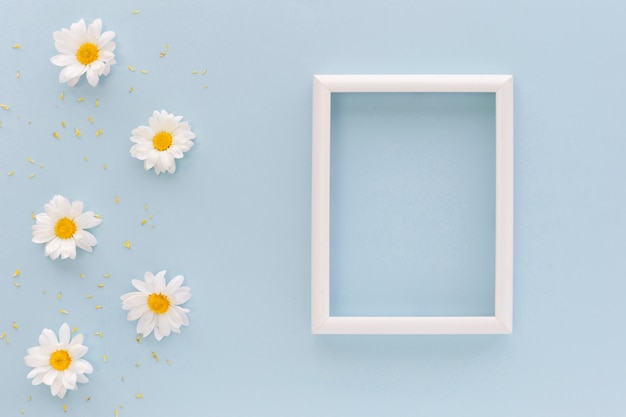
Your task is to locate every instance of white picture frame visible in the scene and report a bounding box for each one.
[311,74,514,334]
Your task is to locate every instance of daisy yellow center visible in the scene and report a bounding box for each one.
[49,350,71,371]
[76,42,99,65]
[147,293,170,314]
[54,217,76,239]
[152,132,173,151]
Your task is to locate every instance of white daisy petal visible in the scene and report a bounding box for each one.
[39,328,58,347]
[60,239,76,260]
[27,366,49,378]
[62,369,77,389]
[165,275,184,292]
[50,18,115,87]
[42,368,58,386]
[121,271,192,341]
[127,305,150,321]
[153,270,167,289]
[136,311,157,336]
[69,333,84,346]
[59,63,87,84]
[131,279,148,292]
[59,323,70,344]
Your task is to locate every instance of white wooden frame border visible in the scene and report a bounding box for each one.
[311,74,514,334]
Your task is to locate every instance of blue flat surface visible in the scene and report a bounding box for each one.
[1,0,626,416]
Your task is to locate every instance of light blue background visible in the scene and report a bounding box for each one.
[0,1,625,416]
[330,93,496,317]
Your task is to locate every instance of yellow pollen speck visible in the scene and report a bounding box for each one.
[201,69,207,75]
[95,305,103,309]
[98,283,104,288]
[72,327,77,333]
[53,131,59,139]
[42,288,47,294]
[136,393,143,399]
[159,52,166,58]
[28,173,35,179]
[115,195,119,204]
[149,213,153,220]
[94,331,102,337]
[76,97,85,102]
[166,359,171,365]
[0,103,9,110]
[129,86,133,93]
[144,203,149,210]
[95,99,99,107]
[13,281,20,287]
[95,213,102,219]
[12,44,21,49]
[123,240,131,249]
[75,128,81,138]
[59,309,68,314]
[12,269,20,277]
[7,171,14,176]
[61,120,66,128]
[27,157,34,163]
[136,334,142,343]
[12,322,18,329]
[114,409,119,417]
[95,128,103,137]
[103,163,107,170]
[87,396,91,401]
[128,65,135,72]
[192,70,198,75]
[80,273,85,279]
[121,375,125,381]
[31,211,35,219]
[141,219,147,225]
[60,92,65,100]
[135,362,141,367]
[83,157,88,162]
[16,70,20,78]
[19,409,24,414]
[5,337,9,344]
[86,294,93,299]
[203,85,209,89]
[63,404,67,412]
[87,117,94,123]
[103,354,107,362]
[151,352,159,362]
[27,396,32,401]
[132,10,140,14]
[103,273,111,278]
[0,332,5,339]
[141,69,148,74]
[165,43,169,51]
[57,291,62,300]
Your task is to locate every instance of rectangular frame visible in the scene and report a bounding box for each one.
[311,74,514,334]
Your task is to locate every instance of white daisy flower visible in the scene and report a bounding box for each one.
[32,195,102,260]
[50,18,116,87]
[129,110,196,175]
[24,323,93,399]
[121,270,191,341]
